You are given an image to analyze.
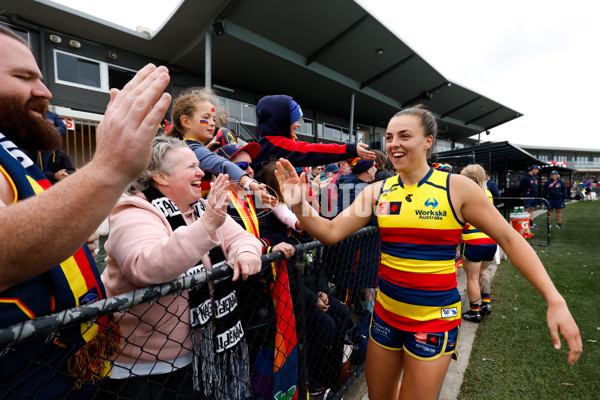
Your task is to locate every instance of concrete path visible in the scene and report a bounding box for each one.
[342,257,502,400]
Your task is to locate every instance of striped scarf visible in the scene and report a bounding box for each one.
[142,185,250,399]
[0,132,120,389]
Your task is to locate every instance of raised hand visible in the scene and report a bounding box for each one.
[357,142,376,161]
[202,174,232,236]
[274,159,305,209]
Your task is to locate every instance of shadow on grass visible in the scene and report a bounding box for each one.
[458,200,600,400]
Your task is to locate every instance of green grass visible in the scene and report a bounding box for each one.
[458,200,600,400]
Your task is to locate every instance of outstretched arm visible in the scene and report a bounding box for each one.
[0,64,171,291]
[275,158,376,245]
[454,174,582,365]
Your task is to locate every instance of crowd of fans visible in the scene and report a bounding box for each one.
[0,25,583,400]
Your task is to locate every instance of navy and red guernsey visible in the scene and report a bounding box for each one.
[253,95,358,171]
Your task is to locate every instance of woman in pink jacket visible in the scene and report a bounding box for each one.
[100,136,262,399]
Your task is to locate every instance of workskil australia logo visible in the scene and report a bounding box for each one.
[415,197,446,220]
[424,197,438,208]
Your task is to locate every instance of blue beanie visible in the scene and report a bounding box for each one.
[349,157,375,175]
[290,99,303,125]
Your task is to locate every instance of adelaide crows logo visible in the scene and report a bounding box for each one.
[424,198,438,208]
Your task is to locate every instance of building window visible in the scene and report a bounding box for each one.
[537,154,548,161]
[316,122,348,142]
[0,23,30,43]
[217,97,257,126]
[355,130,365,143]
[54,50,136,92]
[56,52,102,89]
[298,118,313,136]
[241,104,256,125]
[108,66,136,91]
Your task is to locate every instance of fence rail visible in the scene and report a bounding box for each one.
[0,226,379,400]
[1,194,557,399]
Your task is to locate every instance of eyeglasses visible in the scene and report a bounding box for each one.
[316,167,324,171]
[235,161,251,170]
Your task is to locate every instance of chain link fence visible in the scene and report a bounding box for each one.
[0,226,379,400]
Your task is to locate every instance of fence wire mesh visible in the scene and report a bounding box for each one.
[0,226,379,400]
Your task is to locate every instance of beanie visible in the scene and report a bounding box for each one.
[432,162,452,173]
[349,157,375,175]
[290,99,303,125]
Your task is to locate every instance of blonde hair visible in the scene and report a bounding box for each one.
[460,164,487,190]
[127,136,188,194]
[166,87,218,139]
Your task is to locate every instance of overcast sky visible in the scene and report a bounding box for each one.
[52,0,600,149]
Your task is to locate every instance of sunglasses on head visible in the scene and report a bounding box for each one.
[235,161,251,170]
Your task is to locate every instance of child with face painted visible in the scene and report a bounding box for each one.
[166,88,276,208]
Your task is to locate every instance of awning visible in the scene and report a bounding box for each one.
[4,0,522,142]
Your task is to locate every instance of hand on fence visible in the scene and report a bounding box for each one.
[202,174,231,236]
[231,251,262,281]
[275,159,306,210]
[94,64,171,184]
[271,242,295,258]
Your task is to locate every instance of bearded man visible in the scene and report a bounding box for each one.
[0,26,172,398]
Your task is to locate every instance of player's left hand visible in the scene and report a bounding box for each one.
[547,300,582,364]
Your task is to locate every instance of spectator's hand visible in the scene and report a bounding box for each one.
[53,169,70,181]
[315,296,329,312]
[205,137,220,152]
[295,220,304,232]
[272,242,295,258]
[93,64,171,185]
[252,182,277,209]
[311,175,331,193]
[231,251,262,281]
[202,174,231,236]
[275,159,306,209]
[356,143,376,161]
[310,175,321,194]
[318,291,329,307]
[319,177,333,190]
[547,300,582,365]
[86,232,100,253]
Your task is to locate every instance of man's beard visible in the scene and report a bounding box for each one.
[0,95,63,151]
